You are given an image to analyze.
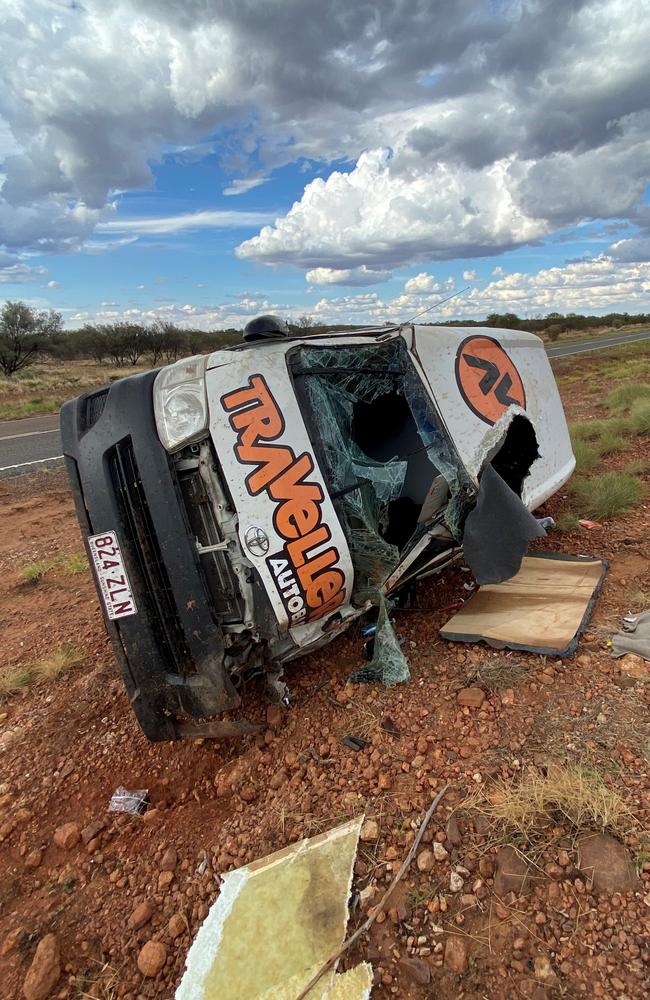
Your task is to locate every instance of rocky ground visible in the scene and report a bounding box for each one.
[0,364,649,999]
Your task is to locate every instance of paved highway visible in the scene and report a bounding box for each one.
[0,413,62,480]
[545,328,650,359]
[1,328,649,479]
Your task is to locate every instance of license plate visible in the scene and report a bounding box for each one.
[88,531,137,620]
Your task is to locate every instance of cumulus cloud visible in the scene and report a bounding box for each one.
[74,293,300,330]
[237,148,550,268]
[269,254,650,326]
[46,280,60,288]
[463,270,478,281]
[306,265,392,286]
[0,0,648,278]
[403,272,455,294]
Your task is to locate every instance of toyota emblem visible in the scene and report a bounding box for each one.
[244,525,270,557]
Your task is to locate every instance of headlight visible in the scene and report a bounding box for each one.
[153,355,209,452]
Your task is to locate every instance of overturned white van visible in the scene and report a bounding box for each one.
[61,321,574,740]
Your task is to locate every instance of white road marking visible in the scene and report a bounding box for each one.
[0,455,64,473]
[547,334,650,359]
[0,428,60,442]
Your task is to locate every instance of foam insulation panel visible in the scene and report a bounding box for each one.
[176,816,372,1000]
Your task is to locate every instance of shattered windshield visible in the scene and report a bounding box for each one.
[289,337,468,598]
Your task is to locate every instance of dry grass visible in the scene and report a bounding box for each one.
[469,655,527,692]
[0,359,147,421]
[555,512,581,532]
[0,664,34,699]
[333,694,390,742]
[18,550,88,585]
[625,585,650,613]
[463,765,633,859]
[32,644,84,683]
[1,643,84,699]
[73,960,120,1000]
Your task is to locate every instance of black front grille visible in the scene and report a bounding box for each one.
[109,439,191,672]
[83,389,108,432]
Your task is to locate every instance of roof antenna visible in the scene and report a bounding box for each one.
[405,285,470,325]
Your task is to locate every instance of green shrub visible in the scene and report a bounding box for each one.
[571,472,644,519]
[629,399,650,434]
[606,383,650,412]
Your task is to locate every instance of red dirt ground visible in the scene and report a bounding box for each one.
[0,364,649,1000]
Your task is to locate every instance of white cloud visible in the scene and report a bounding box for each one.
[237,148,549,269]
[270,255,650,326]
[222,174,269,196]
[462,269,478,281]
[0,251,47,284]
[492,266,506,277]
[403,272,455,295]
[0,0,648,273]
[46,279,60,288]
[306,265,392,286]
[98,209,276,236]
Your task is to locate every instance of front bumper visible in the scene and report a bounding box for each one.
[60,371,240,741]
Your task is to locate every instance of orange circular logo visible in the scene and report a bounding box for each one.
[455,335,526,425]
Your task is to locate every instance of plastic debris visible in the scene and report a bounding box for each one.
[536,515,556,531]
[578,519,602,529]
[611,609,650,661]
[108,787,148,815]
[341,735,369,752]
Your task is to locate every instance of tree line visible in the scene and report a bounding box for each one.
[1,299,649,376]
[0,301,242,376]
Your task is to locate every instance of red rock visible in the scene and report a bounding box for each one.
[22,933,60,1000]
[158,870,174,891]
[494,846,531,896]
[446,814,462,846]
[160,847,177,872]
[399,956,431,985]
[269,769,287,790]
[240,785,257,803]
[577,833,638,892]
[456,687,485,709]
[266,704,283,728]
[128,901,153,930]
[25,849,43,870]
[81,819,105,845]
[478,857,495,878]
[1,926,25,956]
[53,822,80,850]
[168,914,186,939]
[137,940,167,978]
[444,935,468,972]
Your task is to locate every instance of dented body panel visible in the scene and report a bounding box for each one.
[61,324,574,740]
[406,325,575,507]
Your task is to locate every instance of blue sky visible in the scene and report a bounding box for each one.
[1,1,649,328]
